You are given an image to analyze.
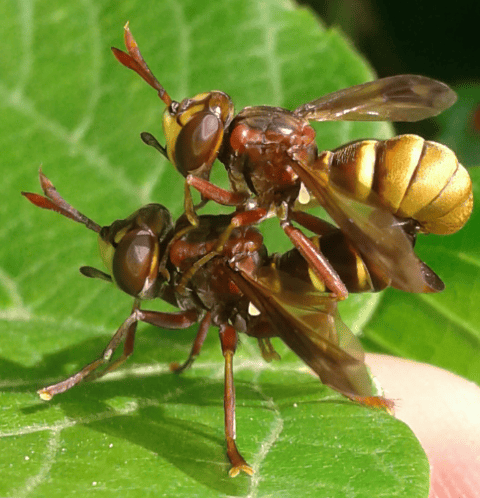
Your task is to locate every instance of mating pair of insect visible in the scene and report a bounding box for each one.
[23,25,473,477]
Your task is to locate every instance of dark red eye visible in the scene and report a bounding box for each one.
[112,228,156,297]
[175,112,223,176]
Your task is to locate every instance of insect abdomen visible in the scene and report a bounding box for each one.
[328,134,473,235]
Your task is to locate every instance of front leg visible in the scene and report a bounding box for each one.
[38,301,199,400]
[184,173,249,230]
[186,175,249,207]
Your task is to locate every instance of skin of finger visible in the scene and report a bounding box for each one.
[366,353,480,498]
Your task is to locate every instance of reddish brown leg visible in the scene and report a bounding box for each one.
[170,312,212,373]
[281,221,348,300]
[38,301,141,400]
[290,210,338,236]
[186,175,249,207]
[138,308,199,329]
[186,174,269,228]
[38,302,200,400]
[85,319,138,382]
[219,324,253,477]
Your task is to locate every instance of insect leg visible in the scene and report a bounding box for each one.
[85,318,138,382]
[37,300,142,400]
[138,308,199,329]
[170,312,212,373]
[38,303,199,400]
[92,307,200,379]
[219,323,253,477]
[280,219,348,300]
[290,210,338,236]
[186,175,249,207]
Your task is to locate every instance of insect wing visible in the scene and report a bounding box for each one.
[294,75,457,122]
[228,264,376,398]
[326,189,445,293]
[291,152,444,293]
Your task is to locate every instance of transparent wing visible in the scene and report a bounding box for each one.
[294,75,456,122]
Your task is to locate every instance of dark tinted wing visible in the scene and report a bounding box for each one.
[227,265,376,398]
[291,150,444,293]
[294,75,456,122]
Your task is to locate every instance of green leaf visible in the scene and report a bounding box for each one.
[7,0,480,495]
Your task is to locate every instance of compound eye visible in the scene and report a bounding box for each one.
[112,228,156,297]
[174,111,223,176]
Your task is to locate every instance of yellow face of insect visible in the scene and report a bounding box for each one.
[98,227,122,277]
[162,91,234,179]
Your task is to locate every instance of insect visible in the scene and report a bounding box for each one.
[22,170,405,477]
[112,24,473,299]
